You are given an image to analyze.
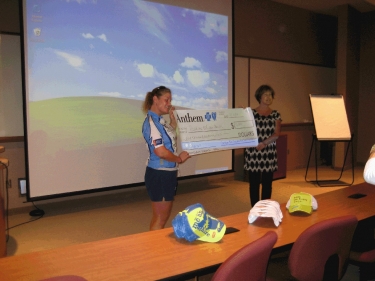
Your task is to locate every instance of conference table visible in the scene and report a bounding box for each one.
[0,182,375,281]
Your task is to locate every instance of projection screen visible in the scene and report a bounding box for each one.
[22,0,233,200]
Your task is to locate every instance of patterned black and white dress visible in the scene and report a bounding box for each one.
[244,109,281,172]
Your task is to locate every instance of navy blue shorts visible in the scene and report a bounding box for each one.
[145,167,178,201]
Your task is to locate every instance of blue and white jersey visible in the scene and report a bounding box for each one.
[142,110,178,170]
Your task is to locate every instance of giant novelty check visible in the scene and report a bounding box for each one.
[174,108,258,155]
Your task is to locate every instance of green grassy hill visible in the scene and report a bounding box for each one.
[29,96,145,150]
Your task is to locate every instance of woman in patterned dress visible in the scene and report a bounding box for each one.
[244,85,282,207]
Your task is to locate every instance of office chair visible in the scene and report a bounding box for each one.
[349,249,375,281]
[211,231,277,281]
[288,215,358,281]
[39,275,87,281]
[348,217,375,281]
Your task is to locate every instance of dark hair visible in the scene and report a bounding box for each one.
[255,85,275,103]
[142,86,171,113]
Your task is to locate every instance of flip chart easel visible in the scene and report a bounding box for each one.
[304,95,354,186]
[304,134,354,186]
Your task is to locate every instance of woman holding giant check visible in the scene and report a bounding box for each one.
[142,86,190,230]
[244,85,282,207]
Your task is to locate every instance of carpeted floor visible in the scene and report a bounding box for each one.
[5,166,369,280]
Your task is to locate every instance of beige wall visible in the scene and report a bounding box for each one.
[1,1,374,210]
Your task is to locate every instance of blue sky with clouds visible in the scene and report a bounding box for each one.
[26,0,229,109]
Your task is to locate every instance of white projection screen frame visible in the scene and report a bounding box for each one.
[309,95,351,141]
[22,0,233,200]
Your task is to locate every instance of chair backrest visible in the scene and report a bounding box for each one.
[288,215,358,281]
[211,231,278,281]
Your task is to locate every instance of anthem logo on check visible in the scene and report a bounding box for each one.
[177,112,217,123]
[205,112,216,121]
